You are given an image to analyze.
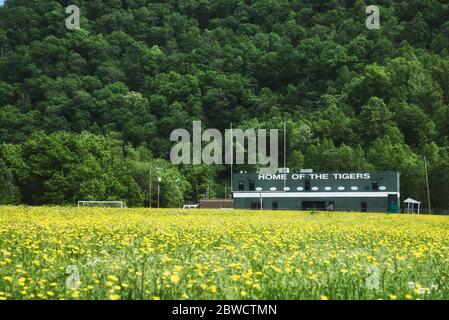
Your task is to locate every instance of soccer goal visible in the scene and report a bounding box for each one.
[77,201,127,208]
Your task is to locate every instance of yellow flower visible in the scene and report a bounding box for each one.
[230,274,240,282]
[18,277,26,286]
[152,296,161,300]
[240,291,248,297]
[170,274,180,284]
[320,295,329,300]
[107,275,118,282]
[340,268,349,274]
[110,294,120,300]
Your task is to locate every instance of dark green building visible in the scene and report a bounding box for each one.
[233,170,400,213]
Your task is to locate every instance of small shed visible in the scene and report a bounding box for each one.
[403,198,421,214]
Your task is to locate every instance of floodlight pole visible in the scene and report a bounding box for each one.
[149,168,152,208]
[157,176,161,209]
[150,166,161,208]
[173,179,180,208]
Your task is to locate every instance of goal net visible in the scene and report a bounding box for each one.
[77,201,127,208]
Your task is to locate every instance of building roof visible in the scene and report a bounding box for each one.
[403,198,421,204]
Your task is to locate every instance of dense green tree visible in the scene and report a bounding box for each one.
[18,131,143,206]
[304,139,372,172]
[358,97,401,143]
[0,0,449,208]
[0,158,20,204]
[367,137,425,204]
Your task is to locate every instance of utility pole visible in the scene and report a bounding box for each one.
[424,157,432,214]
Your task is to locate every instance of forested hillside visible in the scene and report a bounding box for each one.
[1,0,449,209]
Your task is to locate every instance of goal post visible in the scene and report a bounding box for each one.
[77,201,127,208]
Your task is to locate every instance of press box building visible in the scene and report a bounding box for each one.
[233,170,400,213]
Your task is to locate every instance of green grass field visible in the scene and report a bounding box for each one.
[0,206,448,300]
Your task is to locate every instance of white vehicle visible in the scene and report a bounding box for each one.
[182,204,199,209]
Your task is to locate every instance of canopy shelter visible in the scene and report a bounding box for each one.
[403,198,421,214]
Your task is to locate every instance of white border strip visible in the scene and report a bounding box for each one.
[233,192,399,198]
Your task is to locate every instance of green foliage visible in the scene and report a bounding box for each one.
[15,131,143,206]
[0,0,449,208]
[0,158,20,204]
[126,145,189,208]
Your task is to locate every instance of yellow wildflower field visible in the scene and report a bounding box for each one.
[0,206,448,300]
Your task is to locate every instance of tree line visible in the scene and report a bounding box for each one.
[1,0,449,209]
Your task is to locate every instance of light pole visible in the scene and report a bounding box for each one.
[149,166,161,208]
[173,179,180,208]
[157,176,162,208]
[206,182,210,199]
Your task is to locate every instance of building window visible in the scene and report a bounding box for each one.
[305,178,311,191]
[238,181,245,191]
[248,180,255,191]
[372,179,379,191]
[272,202,278,210]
